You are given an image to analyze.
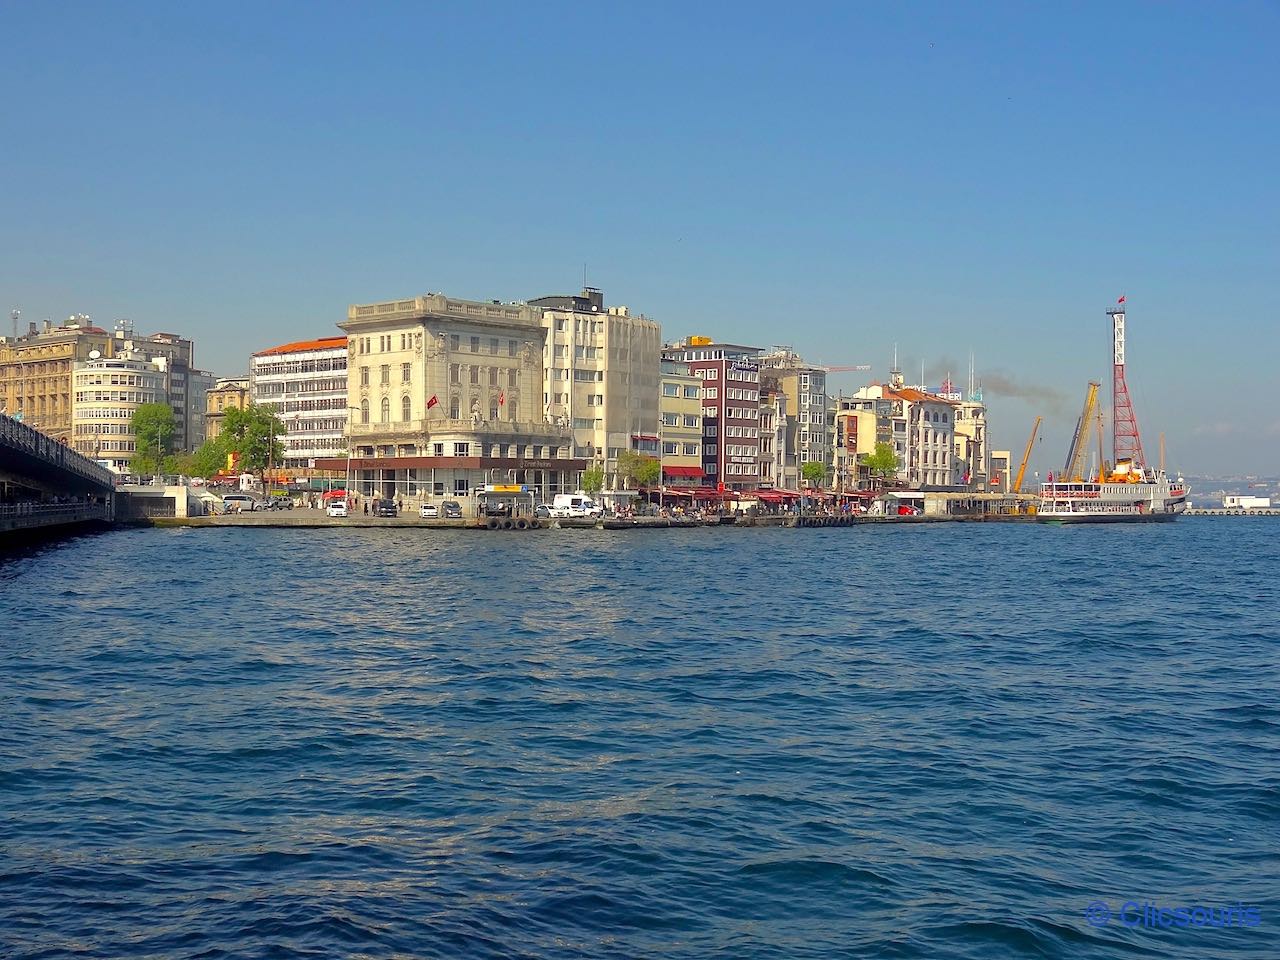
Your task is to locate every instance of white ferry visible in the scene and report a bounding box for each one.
[1038,460,1188,523]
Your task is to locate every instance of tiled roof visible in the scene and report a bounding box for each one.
[253,336,348,357]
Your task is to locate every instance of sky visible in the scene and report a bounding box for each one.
[2,1,1277,475]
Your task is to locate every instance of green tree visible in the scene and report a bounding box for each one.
[863,442,899,487]
[635,456,661,489]
[802,460,828,489]
[221,404,285,474]
[130,403,176,475]
[188,437,231,478]
[581,465,605,495]
[617,450,662,489]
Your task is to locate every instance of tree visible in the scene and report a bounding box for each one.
[188,437,231,479]
[863,442,900,488]
[801,460,827,489]
[617,450,662,489]
[581,465,605,495]
[220,404,285,474]
[130,403,176,475]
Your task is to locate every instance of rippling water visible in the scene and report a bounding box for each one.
[2,520,1277,959]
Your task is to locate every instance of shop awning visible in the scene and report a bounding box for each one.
[662,465,705,478]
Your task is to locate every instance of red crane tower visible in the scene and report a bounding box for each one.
[1108,299,1146,469]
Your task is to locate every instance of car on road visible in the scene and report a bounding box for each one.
[534,503,552,519]
[441,500,463,519]
[327,500,348,518]
[419,502,439,519]
[375,499,398,517]
[222,493,263,513]
[266,496,294,510]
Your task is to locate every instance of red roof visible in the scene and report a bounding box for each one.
[887,387,957,405]
[254,336,348,357]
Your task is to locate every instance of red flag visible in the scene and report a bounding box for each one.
[498,391,506,406]
[1117,295,1126,304]
[427,395,438,409]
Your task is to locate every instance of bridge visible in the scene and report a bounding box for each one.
[1,414,116,539]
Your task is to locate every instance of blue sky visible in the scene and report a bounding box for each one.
[3,1,1277,474]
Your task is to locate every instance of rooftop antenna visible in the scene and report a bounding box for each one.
[968,350,975,401]
[10,308,18,341]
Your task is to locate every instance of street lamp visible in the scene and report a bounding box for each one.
[346,405,362,508]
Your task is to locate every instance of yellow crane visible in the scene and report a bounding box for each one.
[1013,416,1042,494]
[1062,382,1101,482]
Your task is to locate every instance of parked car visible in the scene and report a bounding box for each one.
[441,500,463,519]
[375,499,398,517]
[266,496,294,510]
[551,493,602,518]
[483,501,511,517]
[534,503,552,518]
[222,493,262,513]
[327,500,348,518]
[419,502,439,519]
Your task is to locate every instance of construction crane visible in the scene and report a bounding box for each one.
[1013,416,1042,494]
[823,364,872,373]
[1062,382,1100,482]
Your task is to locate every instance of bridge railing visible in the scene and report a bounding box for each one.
[0,501,110,530]
[0,414,116,488]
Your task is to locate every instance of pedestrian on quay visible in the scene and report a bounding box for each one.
[363,501,368,515]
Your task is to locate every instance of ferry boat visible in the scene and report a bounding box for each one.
[1038,460,1188,523]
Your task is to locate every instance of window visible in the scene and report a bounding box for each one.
[450,334,460,351]
[508,369,517,388]
[684,414,698,428]
[433,442,444,456]
[380,365,390,386]
[704,368,719,380]
[509,401,518,421]
[489,368,498,386]
[450,364,459,384]
[360,399,369,423]
[454,479,468,496]
[449,398,460,419]
[490,404,499,421]
[555,318,566,331]
[509,340,518,357]
[683,442,699,456]
[470,366,479,385]
[433,481,445,496]
[662,412,679,426]
[470,336,480,352]
[663,442,678,455]
[704,387,718,399]
[684,386,699,398]
[360,367,369,387]
[401,396,411,421]
[662,383,679,397]
[402,363,411,382]
[454,442,469,456]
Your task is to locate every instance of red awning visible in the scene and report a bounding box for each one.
[662,465,704,478]
[755,490,784,502]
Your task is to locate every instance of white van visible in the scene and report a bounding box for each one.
[551,493,602,518]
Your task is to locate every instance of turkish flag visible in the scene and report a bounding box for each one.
[499,391,506,406]
[427,395,438,409]
[1117,295,1126,304]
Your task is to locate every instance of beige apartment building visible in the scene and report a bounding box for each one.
[205,378,249,442]
[952,395,990,490]
[658,358,703,485]
[759,348,829,473]
[314,292,582,509]
[528,288,661,490]
[0,314,115,439]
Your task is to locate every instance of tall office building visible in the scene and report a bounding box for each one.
[250,337,349,469]
[0,314,115,439]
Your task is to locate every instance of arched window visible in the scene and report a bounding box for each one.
[402,395,411,421]
[380,397,391,423]
[360,399,369,424]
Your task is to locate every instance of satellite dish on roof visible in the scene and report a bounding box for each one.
[89,349,102,360]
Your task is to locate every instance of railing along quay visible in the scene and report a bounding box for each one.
[0,415,116,488]
[0,502,110,532]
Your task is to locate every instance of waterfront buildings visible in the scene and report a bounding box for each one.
[0,315,115,439]
[658,358,704,485]
[990,450,1012,494]
[316,292,581,507]
[111,321,200,452]
[832,395,894,491]
[664,338,763,492]
[188,369,216,450]
[528,288,661,490]
[249,337,349,469]
[758,376,789,490]
[204,378,249,442]
[758,348,829,477]
[846,371,959,489]
[952,393,990,490]
[70,350,169,470]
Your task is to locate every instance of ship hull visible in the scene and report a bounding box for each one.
[1038,511,1180,524]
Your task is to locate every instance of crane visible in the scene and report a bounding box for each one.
[1012,416,1042,494]
[1062,382,1100,482]
[823,364,872,373]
